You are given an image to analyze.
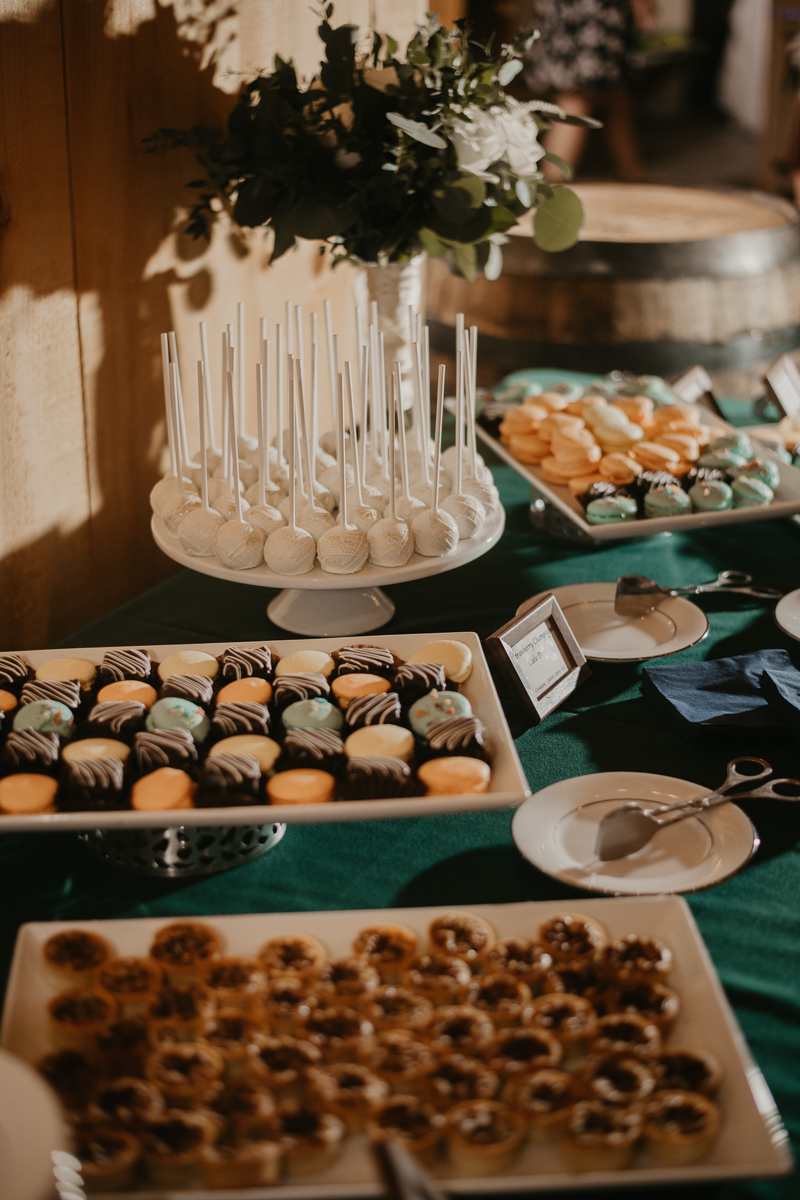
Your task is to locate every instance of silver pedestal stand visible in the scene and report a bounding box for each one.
[77,822,287,877]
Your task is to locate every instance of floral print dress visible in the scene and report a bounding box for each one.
[525,0,633,93]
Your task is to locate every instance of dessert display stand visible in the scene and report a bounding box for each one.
[77,821,287,878]
[152,506,505,635]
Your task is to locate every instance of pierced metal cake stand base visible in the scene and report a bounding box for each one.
[77,822,287,877]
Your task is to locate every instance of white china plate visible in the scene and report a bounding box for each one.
[0,632,529,833]
[774,586,800,642]
[511,771,758,895]
[0,1047,68,1200]
[1,898,790,1195]
[152,505,504,589]
[517,582,709,662]
[475,411,800,540]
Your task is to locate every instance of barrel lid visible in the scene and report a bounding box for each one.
[508,184,800,278]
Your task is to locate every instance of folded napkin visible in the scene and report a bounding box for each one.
[641,650,795,742]
[759,662,800,738]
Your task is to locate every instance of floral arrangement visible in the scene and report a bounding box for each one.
[145,7,597,280]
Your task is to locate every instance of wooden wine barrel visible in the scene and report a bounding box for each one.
[426,183,800,376]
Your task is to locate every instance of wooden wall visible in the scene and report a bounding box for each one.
[0,0,424,651]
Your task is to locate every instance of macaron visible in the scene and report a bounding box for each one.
[0,774,59,814]
[708,432,753,459]
[131,768,196,811]
[731,477,774,508]
[330,674,391,709]
[417,757,491,795]
[585,496,638,525]
[0,690,18,713]
[729,459,780,490]
[146,697,210,744]
[689,480,732,512]
[217,677,273,705]
[13,700,74,740]
[266,769,335,805]
[643,485,691,519]
[408,691,472,738]
[35,657,96,690]
[698,449,748,470]
[208,735,281,773]
[157,651,218,681]
[344,725,415,763]
[408,641,473,684]
[97,680,158,709]
[282,699,343,733]
[274,651,335,678]
[62,738,130,764]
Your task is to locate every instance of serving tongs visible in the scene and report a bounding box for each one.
[595,756,800,861]
[615,571,783,617]
[373,1139,448,1200]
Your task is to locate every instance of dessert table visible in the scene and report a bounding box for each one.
[1,382,799,1198]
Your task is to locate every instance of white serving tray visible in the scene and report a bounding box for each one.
[1,897,791,1196]
[473,409,800,540]
[0,633,529,832]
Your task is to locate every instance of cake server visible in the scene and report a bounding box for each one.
[594,756,800,861]
[373,1138,448,1200]
[614,571,783,616]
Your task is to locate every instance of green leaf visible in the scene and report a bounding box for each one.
[533,186,584,252]
[542,151,574,180]
[386,112,447,148]
[418,227,449,258]
[557,113,603,128]
[290,199,354,239]
[453,173,484,208]
[497,59,523,86]
[428,203,493,244]
[270,220,296,262]
[431,185,475,224]
[450,242,477,280]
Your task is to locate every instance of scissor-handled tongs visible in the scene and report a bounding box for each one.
[615,571,783,616]
[595,757,800,861]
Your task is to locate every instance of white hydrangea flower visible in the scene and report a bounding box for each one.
[448,97,545,181]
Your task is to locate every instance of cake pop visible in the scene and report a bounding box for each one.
[178,360,225,555]
[245,352,287,539]
[161,362,202,534]
[411,365,458,557]
[388,363,427,524]
[318,373,370,573]
[213,375,266,569]
[368,371,415,567]
[441,339,486,539]
[342,359,379,535]
[150,334,198,515]
[264,369,317,575]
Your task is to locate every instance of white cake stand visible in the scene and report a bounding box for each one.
[151,507,505,635]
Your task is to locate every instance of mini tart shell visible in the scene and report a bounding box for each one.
[421,1053,500,1110]
[423,1004,496,1057]
[360,1029,438,1094]
[526,993,598,1055]
[359,985,433,1032]
[75,1128,141,1191]
[352,923,418,983]
[144,1041,225,1106]
[579,1053,658,1106]
[601,980,681,1032]
[48,987,114,1052]
[428,912,496,966]
[149,921,221,984]
[643,1089,720,1165]
[304,1004,375,1063]
[366,1095,447,1165]
[201,955,266,1012]
[446,1099,526,1176]
[313,956,382,1002]
[43,929,113,987]
[502,1068,576,1142]
[402,953,473,1005]
[538,913,607,964]
[306,1062,390,1133]
[542,962,603,1002]
[94,956,162,1019]
[147,983,216,1039]
[483,938,553,988]
[654,1048,723,1096]
[200,1140,282,1189]
[278,1104,346,1175]
[466,973,534,1028]
[258,933,328,978]
[141,1109,218,1186]
[260,974,320,1035]
[559,1100,643,1173]
[597,934,673,984]
[485,1027,563,1078]
[199,1010,270,1080]
[245,1035,322,1100]
[591,1012,662,1059]
[87,1077,165,1129]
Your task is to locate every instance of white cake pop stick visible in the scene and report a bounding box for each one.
[368,321,380,470]
[356,304,364,392]
[464,326,478,474]
[221,329,230,472]
[367,372,415,566]
[276,323,285,467]
[318,375,369,573]
[332,333,342,464]
[161,361,202,534]
[295,304,304,372]
[160,333,177,477]
[360,342,369,485]
[264,372,317,575]
[287,356,306,500]
[212,376,265,568]
[199,322,219,454]
[411,364,458,555]
[177,361,224,554]
[342,357,379,536]
[411,340,431,485]
[311,313,320,474]
[245,356,286,538]
[150,334,199,514]
[286,301,293,355]
[391,362,426,523]
[440,344,485,540]
[237,302,245,429]
[294,360,335,539]
[168,331,192,471]
[324,298,337,450]
[379,332,389,475]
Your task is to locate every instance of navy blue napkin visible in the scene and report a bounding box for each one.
[641,650,794,742]
[759,662,800,738]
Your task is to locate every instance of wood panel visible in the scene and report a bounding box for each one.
[0,2,94,649]
[758,14,800,195]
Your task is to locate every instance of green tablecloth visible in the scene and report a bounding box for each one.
[2,380,799,1199]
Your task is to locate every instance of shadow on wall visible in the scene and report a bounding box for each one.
[0,2,234,649]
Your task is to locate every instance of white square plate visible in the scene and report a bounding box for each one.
[1,897,791,1195]
[0,633,528,832]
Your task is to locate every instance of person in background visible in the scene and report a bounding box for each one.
[522,0,651,181]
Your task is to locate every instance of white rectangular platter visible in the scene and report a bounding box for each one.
[472,407,800,540]
[1,896,791,1196]
[0,632,529,832]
